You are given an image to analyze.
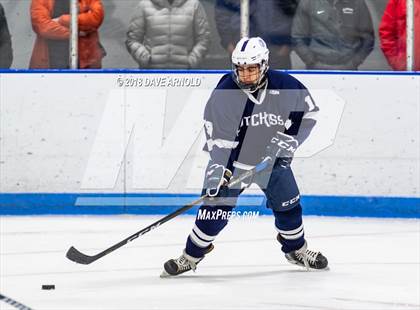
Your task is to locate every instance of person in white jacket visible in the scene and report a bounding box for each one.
[126,0,211,69]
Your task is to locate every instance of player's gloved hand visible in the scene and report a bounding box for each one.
[205,164,232,197]
[263,131,299,168]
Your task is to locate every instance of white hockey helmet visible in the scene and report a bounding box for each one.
[231,37,270,92]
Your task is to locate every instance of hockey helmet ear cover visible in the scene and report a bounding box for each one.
[231,37,269,92]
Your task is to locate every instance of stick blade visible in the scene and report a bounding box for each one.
[66,246,96,265]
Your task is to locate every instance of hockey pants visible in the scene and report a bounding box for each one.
[185,161,306,258]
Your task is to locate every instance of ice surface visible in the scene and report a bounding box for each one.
[0,215,419,310]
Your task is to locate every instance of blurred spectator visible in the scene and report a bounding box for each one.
[292,0,375,70]
[0,3,13,68]
[215,0,298,69]
[30,0,105,69]
[126,0,210,69]
[379,0,420,71]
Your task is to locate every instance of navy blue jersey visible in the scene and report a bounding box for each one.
[203,69,318,169]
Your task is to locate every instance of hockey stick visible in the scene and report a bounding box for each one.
[0,293,34,310]
[66,159,271,265]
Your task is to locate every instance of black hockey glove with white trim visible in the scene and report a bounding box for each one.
[205,164,232,198]
[263,132,299,168]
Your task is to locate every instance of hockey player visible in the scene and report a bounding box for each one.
[162,37,328,277]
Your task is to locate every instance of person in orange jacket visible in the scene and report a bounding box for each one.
[30,0,105,69]
[379,0,420,71]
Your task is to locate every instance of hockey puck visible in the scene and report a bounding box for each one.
[41,285,55,290]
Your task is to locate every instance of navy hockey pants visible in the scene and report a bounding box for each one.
[185,161,306,259]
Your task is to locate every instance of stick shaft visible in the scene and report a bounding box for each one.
[66,160,270,264]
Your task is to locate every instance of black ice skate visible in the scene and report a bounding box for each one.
[283,239,328,270]
[161,244,214,277]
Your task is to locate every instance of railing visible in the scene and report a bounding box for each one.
[0,0,417,71]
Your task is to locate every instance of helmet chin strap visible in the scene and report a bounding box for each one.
[251,72,268,93]
[245,77,267,93]
[244,79,268,105]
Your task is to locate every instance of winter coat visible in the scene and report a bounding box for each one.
[379,0,420,70]
[126,0,210,69]
[29,0,105,69]
[0,3,13,68]
[215,0,297,69]
[215,0,297,48]
[292,0,375,69]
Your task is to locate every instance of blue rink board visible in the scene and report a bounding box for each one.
[0,193,418,218]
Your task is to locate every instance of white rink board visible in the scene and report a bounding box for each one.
[0,72,419,197]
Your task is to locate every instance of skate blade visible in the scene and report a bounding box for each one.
[287,260,330,271]
[299,265,330,272]
[160,270,171,278]
[305,266,330,272]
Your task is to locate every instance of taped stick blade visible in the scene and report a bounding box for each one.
[66,246,97,265]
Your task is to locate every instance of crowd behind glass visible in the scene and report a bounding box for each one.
[0,0,419,70]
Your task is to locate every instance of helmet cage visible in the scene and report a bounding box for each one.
[232,61,268,92]
[231,37,269,92]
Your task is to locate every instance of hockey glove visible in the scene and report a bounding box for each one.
[264,132,299,168]
[205,164,232,198]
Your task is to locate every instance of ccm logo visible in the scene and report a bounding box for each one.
[282,194,300,207]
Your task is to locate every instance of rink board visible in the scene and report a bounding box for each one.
[0,70,419,217]
[0,193,419,218]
